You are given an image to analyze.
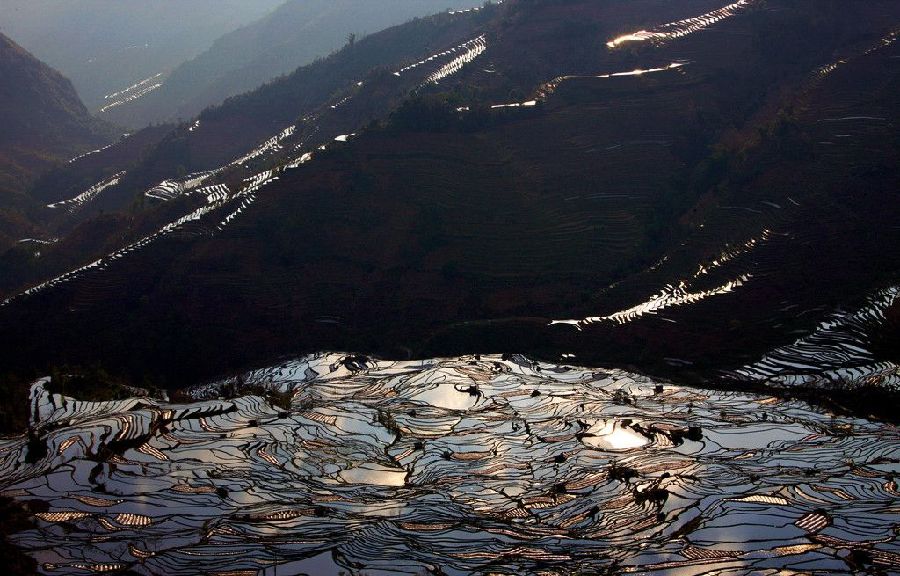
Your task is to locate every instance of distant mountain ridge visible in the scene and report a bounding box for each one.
[0,0,283,110]
[100,0,486,127]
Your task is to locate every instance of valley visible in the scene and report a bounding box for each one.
[0,1,898,573]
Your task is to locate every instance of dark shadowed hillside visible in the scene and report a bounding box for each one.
[0,5,496,295]
[0,0,897,418]
[0,32,113,246]
[0,33,112,190]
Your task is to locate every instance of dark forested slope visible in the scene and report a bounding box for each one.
[0,32,114,246]
[0,0,897,411]
[0,33,111,191]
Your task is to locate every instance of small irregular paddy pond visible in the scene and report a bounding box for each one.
[1,354,898,575]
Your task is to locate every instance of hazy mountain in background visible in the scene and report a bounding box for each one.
[0,32,111,195]
[98,0,485,127]
[0,0,283,110]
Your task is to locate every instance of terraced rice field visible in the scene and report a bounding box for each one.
[731,286,900,389]
[1,354,897,575]
[606,0,754,48]
[546,15,900,378]
[99,73,165,114]
[2,167,280,308]
[46,172,126,214]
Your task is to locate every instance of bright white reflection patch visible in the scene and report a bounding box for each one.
[339,464,407,486]
[580,420,649,450]
[607,0,753,49]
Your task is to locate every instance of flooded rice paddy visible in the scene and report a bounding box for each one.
[1,354,897,575]
[99,73,165,114]
[606,0,753,49]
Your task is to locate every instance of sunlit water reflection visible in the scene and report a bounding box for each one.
[1,353,898,575]
[606,0,753,49]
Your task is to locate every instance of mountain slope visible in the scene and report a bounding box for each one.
[0,5,496,295]
[0,32,115,247]
[0,32,112,190]
[0,0,283,110]
[0,0,897,408]
[100,0,486,127]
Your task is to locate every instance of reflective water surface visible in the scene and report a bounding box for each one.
[2,354,898,575]
[606,0,753,48]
